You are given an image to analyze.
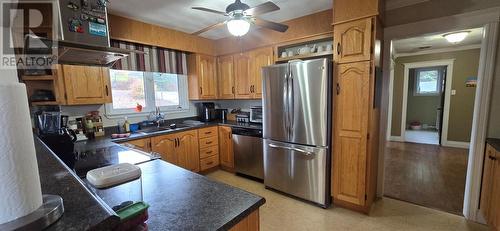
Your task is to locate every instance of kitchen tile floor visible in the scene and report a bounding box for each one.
[207,170,486,231]
[384,141,469,215]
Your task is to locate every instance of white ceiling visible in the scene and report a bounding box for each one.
[107,0,332,40]
[393,27,484,54]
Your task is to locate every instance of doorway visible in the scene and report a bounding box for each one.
[403,65,447,145]
[383,27,484,215]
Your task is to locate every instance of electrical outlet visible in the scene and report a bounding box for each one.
[451,89,457,95]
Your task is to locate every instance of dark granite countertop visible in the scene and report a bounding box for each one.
[85,160,265,231]
[486,138,500,151]
[75,119,262,153]
[35,138,120,230]
[38,118,265,230]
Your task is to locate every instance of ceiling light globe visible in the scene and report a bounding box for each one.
[227,19,250,36]
[443,31,470,43]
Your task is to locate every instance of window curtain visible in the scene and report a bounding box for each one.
[110,40,187,75]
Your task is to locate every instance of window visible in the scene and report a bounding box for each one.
[414,67,443,96]
[105,69,189,116]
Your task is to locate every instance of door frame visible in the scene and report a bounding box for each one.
[378,7,500,222]
[394,59,454,145]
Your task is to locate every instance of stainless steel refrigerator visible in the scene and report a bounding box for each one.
[262,58,332,207]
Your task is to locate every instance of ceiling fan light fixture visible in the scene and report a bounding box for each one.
[443,31,470,43]
[227,19,250,36]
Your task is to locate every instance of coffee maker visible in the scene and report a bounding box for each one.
[197,103,216,122]
[36,111,77,168]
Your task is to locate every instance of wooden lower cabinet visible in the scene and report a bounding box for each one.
[230,210,259,231]
[151,130,200,172]
[198,126,220,171]
[122,138,151,152]
[332,60,379,213]
[480,144,500,230]
[219,126,234,169]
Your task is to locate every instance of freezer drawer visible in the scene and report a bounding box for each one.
[263,139,328,206]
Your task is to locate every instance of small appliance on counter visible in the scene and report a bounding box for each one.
[236,112,250,123]
[197,102,216,122]
[215,108,228,121]
[36,111,77,168]
[250,106,263,123]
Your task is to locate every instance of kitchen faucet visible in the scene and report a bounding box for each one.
[149,107,165,128]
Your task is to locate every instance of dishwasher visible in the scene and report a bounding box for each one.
[233,127,264,180]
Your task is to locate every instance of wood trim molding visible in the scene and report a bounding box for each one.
[108,14,216,55]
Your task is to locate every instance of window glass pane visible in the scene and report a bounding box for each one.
[418,70,439,93]
[110,70,146,109]
[153,73,179,107]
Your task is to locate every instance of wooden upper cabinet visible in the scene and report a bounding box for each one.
[219,126,234,169]
[217,55,235,99]
[333,0,381,24]
[234,53,252,99]
[334,18,373,64]
[188,54,217,100]
[249,47,273,99]
[60,64,112,105]
[176,130,200,172]
[332,61,371,206]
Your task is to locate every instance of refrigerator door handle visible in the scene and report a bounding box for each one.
[283,72,290,139]
[268,143,314,156]
[288,70,294,134]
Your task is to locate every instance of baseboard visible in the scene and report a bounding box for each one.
[442,140,470,149]
[388,136,404,142]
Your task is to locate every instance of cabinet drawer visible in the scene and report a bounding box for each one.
[199,126,218,139]
[200,155,219,171]
[200,145,219,159]
[199,136,218,149]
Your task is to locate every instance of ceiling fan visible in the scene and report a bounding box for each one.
[191,0,289,37]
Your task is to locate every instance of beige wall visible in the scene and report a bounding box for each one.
[391,49,480,142]
[406,69,443,127]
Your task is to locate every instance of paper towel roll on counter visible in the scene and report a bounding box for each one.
[0,83,43,224]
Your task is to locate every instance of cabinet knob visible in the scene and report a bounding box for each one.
[336,83,340,95]
[105,85,109,96]
[337,42,341,55]
[489,155,497,160]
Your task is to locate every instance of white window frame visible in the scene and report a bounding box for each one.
[413,67,443,96]
[105,70,190,118]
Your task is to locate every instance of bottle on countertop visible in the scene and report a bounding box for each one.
[123,117,130,133]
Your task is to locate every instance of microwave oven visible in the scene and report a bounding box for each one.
[250,106,262,123]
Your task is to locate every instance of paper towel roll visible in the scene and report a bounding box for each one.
[0,83,43,224]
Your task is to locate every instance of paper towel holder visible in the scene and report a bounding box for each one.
[0,194,64,230]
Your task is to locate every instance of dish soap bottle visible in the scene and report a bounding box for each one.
[123,117,130,133]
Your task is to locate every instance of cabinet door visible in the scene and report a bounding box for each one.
[250,47,273,99]
[123,138,151,152]
[62,65,111,105]
[199,55,217,99]
[217,55,235,99]
[333,18,372,64]
[151,133,177,165]
[481,144,496,222]
[332,61,370,206]
[489,149,500,229]
[234,53,252,99]
[219,126,234,168]
[177,130,200,172]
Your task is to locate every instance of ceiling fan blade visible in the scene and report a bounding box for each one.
[192,7,227,16]
[254,18,288,33]
[192,21,226,36]
[245,2,280,16]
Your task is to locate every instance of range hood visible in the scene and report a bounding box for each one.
[24,0,139,66]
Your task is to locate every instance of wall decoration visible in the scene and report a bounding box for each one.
[465,77,477,87]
